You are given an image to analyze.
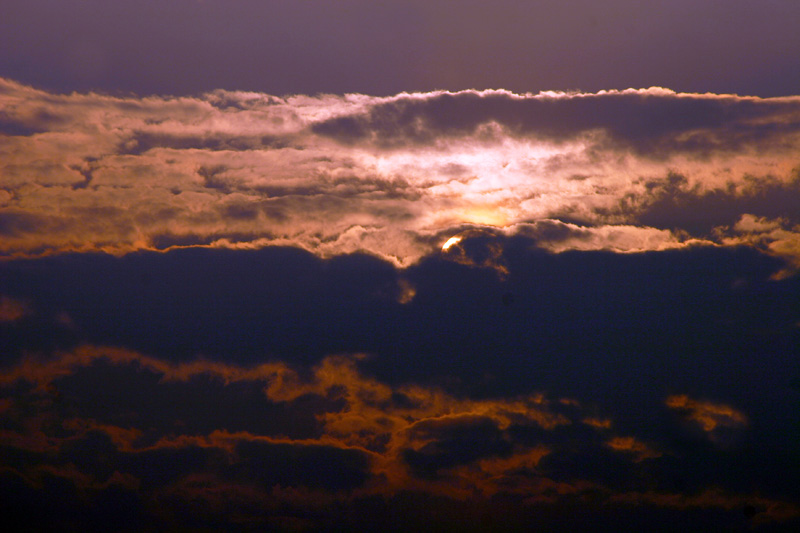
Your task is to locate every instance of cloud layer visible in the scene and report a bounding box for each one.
[2,243,799,529]
[3,78,800,529]
[3,79,800,270]
[1,344,797,530]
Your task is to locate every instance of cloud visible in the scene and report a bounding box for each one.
[629,172,800,234]
[2,342,798,529]
[606,436,662,462]
[715,214,800,278]
[3,78,800,528]
[312,87,800,156]
[0,295,30,322]
[2,242,797,417]
[3,79,800,266]
[0,345,581,511]
[665,394,748,435]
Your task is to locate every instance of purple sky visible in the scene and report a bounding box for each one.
[3,0,800,96]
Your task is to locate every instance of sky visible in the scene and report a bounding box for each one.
[2,1,800,531]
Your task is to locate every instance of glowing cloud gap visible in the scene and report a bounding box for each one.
[2,78,800,268]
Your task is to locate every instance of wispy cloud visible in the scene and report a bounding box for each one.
[666,394,748,434]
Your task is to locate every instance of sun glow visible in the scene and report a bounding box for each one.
[457,205,511,226]
[442,236,462,251]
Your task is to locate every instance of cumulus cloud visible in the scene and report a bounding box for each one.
[312,87,800,155]
[3,79,800,267]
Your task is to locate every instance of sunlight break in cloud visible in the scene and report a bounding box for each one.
[3,78,800,267]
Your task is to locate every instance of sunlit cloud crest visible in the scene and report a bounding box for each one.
[2,79,800,270]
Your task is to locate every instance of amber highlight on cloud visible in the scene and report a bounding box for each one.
[665,394,748,432]
[0,295,30,322]
[2,344,797,526]
[4,78,800,268]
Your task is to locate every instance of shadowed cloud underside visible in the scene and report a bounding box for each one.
[2,242,800,530]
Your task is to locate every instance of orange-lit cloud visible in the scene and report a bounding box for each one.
[665,394,748,433]
[717,214,800,278]
[3,76,800,528]
[0,345,591,486]
[610,488,800,524]
[439,228,509,277]
[0,295,30,322]
[582,417,613,429]
[0,344,569,457]
[606,436,662,462]
[4,79,800,267]
[2,344,797,527]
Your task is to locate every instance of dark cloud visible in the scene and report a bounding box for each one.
[118,131,291,156]
[313,90,800,156]
[623,171,800,235]
[2,244,798,459]
[0,295,31,323]
[2,244,797,399]
[2,340,797,529]
[403,415,513,478]
[0,113,47,136]
[53,359,336,440]
[0,105,67,136]
[196,164,230,191]
[231,440,370,491]
[219,202,259,221]
[0,211,46,238]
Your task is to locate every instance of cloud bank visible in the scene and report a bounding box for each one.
[1,344,797,530]
[3,79,800,270]
[2,242,799,529]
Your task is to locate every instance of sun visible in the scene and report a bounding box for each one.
[442,236,463,251]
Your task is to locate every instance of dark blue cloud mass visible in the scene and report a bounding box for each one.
[1,240,799,530]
